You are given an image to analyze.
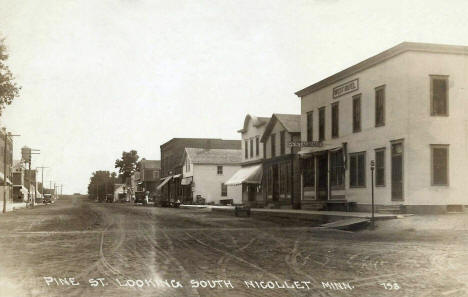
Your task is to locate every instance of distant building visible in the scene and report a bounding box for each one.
[225,115,269,206]
[139,159,161,194]
[159,138,241,204]
[295,42,468,213]
[181,148,242,204]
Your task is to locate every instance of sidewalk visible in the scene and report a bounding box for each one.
[0,202,44,213]
[180,204,398,221]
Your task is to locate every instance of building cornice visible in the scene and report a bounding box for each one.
[295,42,468,98]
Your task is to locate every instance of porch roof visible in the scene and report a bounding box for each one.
[298,144,342,158]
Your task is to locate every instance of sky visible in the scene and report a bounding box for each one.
[1,0,468,194]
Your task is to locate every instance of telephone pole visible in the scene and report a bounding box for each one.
[36,166,48,201]
[3,131,20,213]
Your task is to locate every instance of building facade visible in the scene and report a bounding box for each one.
[181,148,242,204]
[260,114,302,209]
[296,42,468,213]
[225,114,269,206]
[159,138,241,204]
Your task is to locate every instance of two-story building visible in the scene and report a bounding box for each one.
[158,138,241,205]
[295,42,468,214]
[138,159,161,195]
[181,148,242,204]
[260,114,302,209]
[225,114,269,206]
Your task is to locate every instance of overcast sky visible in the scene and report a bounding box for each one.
[1,0,467,194]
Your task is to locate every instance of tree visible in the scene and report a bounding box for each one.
[114,150,139,183]
[87,170,116,202]
[0,38,21,116]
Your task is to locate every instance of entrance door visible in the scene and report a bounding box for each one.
[316,154,328,200]
[272,165,279,201]
[391,142,404,201]
[248,185,256,202]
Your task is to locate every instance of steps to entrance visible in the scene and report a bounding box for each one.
[301,201,326,211]
[377,205,405,214]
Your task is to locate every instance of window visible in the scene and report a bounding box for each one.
[330,150,344,187]
[217,166,223,175]
[271,134,276,157]
[431,145,449,185]
[255,137,259,156]
[375,86,385,127]
[303,158,315,187]
[431,75,449,116]
[221,183,227,196]
[353,95,361,133]
[350,152,366,187]
[331,102,339,138]
[280,131,285,155]
[244,140,248,159]
[319,107,325,141]
[250,138,254,158]
[306,111,313,142]
[375,148,385,186]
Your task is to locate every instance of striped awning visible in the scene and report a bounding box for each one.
[157,176,172,190]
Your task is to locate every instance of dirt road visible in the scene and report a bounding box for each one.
[0,196,467,297]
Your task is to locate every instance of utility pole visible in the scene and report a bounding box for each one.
[370,160,375,229]
[36,167,48,200]
[3,131,19,213]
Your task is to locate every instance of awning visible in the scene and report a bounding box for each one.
[157,176,172,190]
[225,164,262,186]
[298,144,341,158]
[173,174,181,179]
[181,176,193,185]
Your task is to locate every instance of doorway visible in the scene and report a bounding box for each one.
[316,154,328,200]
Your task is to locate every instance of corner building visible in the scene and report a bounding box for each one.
[296,42,468,214]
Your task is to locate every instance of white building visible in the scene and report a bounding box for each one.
[182,148,242,204]
[295,42,468,214]
[225,115,269,206]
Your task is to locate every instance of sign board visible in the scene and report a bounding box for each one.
[333,78,359,98]
[288,141,323,148]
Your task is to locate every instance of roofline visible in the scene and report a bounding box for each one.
[160,137,240,148]
[260,113,301,143]
[295,42,468,98]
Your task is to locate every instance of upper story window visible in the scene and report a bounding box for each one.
[250,138,254,158]
[375,86,385,127]
[353,94,361,133]
[270,133,276,157]
[217,166,223,175]
[221,183,227,196]
[318,107,325,141]
[244,140,248,159]
[255,137,259,156]
[280,131,286,155]
[331,102,339,138]
[306,111,313,142]
[431,75,449,116]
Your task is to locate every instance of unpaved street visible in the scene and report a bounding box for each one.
[0,196,467,297]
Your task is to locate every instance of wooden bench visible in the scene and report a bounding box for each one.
[326,200,356,212]
[234,205,251,217]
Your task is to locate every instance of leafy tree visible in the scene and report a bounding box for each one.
[114,150,139,183]
[87,171,117,201]
[0,38,21,116]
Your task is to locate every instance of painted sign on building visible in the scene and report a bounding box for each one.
[333,78,359,98]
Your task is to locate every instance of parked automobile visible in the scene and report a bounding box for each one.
[134,191,148,205]
[43,194,52,204]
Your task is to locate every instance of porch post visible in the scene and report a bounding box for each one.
[314,154,318,200]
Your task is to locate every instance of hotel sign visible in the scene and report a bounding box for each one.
[333,78,359,98]
[288,141,323,147]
